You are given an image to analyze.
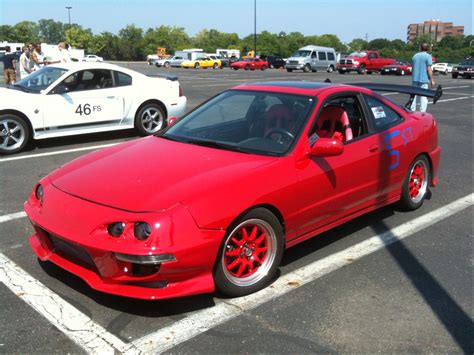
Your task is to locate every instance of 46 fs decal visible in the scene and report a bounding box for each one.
[75,104,101,116]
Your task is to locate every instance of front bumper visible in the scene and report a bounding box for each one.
[25,182,224,300]
[337,65,359,72]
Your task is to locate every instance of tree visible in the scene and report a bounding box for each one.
[118,24,144,60]
[38,19,64,44]
[0,25,15,42]
[143,26,191,55]
[348,38,368,51]
[12,21,39,44]
[314,34,346,52]
[65,25,94,52]
[368,38,391,50]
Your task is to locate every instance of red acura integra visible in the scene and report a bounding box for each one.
[25,81,442,300]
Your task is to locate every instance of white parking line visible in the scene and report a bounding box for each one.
[0,211,27,223]
[127,193,473,353]
[429,95,474,104]
[0,143,119,163]
[0,253,129,354]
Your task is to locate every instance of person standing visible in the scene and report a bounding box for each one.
[2,46,17,85]
[58,42,71,63]
[410,43,435,112]
[31,43,46,70]
[19,46,32,79]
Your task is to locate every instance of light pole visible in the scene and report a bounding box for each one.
[66,6,72,44]
[253,0,256,57]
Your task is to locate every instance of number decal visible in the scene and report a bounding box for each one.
[385,130,400,170]
[402,127,413,146]
[75,104,101,116]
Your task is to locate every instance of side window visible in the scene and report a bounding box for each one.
[114,71,132,87]
[327,52,335,61]
[368,53,377,59]
[363,95,402,131]
[318,52,327,60]
[311,51,317,58]
[62,70,113,92]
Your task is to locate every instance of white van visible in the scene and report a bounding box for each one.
[285,45,337,73]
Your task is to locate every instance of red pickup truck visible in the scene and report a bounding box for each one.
[337,50,396,74]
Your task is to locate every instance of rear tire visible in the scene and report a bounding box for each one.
[452,72,458,78]
[135,103,166,136]
[261,65,267,71]
[245,64,250,71]
[327,65,334,73]
[214,208,284,297]
[194,62,200,69]
[397,155,430,211]
[0,114,30,154]
[357,65,366,74]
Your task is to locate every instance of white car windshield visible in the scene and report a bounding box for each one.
[12,67,68,94]
[292,50,312,57]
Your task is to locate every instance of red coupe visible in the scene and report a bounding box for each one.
[381,61,412,76]
[231,58,269,71]
[25,81,442,300]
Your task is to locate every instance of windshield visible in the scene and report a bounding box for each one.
[162,90,315,156]
[12,66,68,93]
[349,51,367,58]
[292,50,312,58]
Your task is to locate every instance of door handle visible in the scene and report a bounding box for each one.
[369,145,378,152]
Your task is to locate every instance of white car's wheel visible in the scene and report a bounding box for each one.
[135,103,166,136]
[0,114,30,154]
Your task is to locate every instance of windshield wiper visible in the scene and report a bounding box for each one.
[184,138,248,153]
[11,84,30,93]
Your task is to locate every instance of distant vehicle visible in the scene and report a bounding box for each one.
[381,61,412,76]
[263,55,286,69]
[181,56,221,69]
[432,62,453,75]
[230,58,269,71]
[285,45,337,73]
[337,50,396,74]
[451,57,474,79]
[82,54,103,62]
[0,62,186,154]
[155,56,185,68]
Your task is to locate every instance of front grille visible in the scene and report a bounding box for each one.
[288,60,299,65]
[339,59,353,65]
[47,232,97,271]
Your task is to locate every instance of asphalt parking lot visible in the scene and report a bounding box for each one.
[0,64,473,353]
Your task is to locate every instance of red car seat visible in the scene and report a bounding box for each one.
[316,105,353,142]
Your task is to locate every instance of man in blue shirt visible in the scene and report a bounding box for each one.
[411,43,435,112]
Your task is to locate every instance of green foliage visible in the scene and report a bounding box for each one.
[1,19,472,62]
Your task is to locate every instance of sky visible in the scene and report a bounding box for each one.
[1,0,472,43]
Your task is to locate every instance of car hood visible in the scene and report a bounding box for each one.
[49,136,275,213]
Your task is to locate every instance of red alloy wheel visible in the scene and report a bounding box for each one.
[408,159,428,203]
[222,219,277,287]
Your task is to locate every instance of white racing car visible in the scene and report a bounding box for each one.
[0,62,187,154]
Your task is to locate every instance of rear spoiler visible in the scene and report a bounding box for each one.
[351,83,443,108]
[146,74,178,81]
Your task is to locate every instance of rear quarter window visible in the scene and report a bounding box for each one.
[363,94,402,131]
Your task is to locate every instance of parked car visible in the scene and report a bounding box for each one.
[451,58,473,79]
[82,54,103,62]
[25,81,442,300]
[264,55,286,69]
[181,56,221,69]
[286,45,337,73]
[155,56,185,68]
[432,62,453,75]
[0,62,186,154]
[337,50,396,74]
[230,58,269,71]
[381,61,412,76]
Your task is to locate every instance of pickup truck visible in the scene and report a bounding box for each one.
[337,50,396,74]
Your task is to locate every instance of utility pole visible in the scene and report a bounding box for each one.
[365,33,369,42]
[66,6,72,44]
[253,0,257,57]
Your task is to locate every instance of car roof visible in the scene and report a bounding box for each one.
[46,62,140,76]
[233,81,361,96]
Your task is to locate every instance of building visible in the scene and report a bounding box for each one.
[407,20,464,42]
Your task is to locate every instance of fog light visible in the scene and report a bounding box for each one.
[134,222,152,241]
[35,184,44,205]
[115,253,176,264]
[108,222,125,237]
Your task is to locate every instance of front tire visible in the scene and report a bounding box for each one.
[452,72,458,78]
[213,63,219,69]
[286,68,293,72]
[261,65,267,71]
[135,103,166,136]
[327,65,334,73]
[0,114,30,154]
[194,63,200,69]
[303,64,311,73]
[245,64,250,71]
[397,156,430,211]
[214,208,284,297]
[357,65,366,74]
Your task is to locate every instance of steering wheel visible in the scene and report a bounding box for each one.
[264,128,295,145]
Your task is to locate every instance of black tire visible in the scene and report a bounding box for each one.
[261,65,267,71]
[397,155,431,211]
[233,67,238,70]
[0,114,30,154]
[327,65,334,73]
[245,64,250,71]
[164,62,170,68]
[451,72,458,79]
[338,69,345,74]
[214,208,284,297]
[213,63,219,69]
[134,103,166,136]
[194,62,200,69]
[381,71,386,75]
[400,69,405,76]
[270,64,275,69]
[303,64,311,73]
[286,68,293,72]
[357,65,366,74]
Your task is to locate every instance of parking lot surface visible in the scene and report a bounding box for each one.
[0,63,473,353]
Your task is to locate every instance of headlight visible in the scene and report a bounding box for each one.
[134,222,152,241]
[353,60,359,65]
[107,222,125,237]
[35,184,44,205]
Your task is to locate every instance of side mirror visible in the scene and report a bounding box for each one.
[309,138,344,157]
[167,116,178,127]
[55,85,70,95]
